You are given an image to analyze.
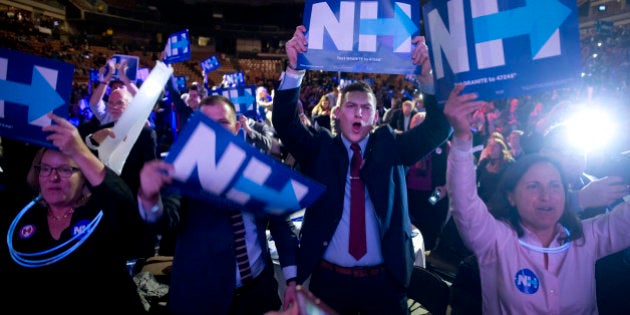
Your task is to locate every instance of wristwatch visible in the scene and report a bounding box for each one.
[85,134,99,150]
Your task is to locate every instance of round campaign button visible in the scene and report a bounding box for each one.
[19,224,36,239]
[71,220,91,237]
[514,268,539,294]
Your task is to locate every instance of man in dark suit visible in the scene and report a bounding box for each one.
[389,99,418,133]
[79,88,158,197]
[79,87,158,258]
[137,95,299,315]
[272,25,454,314]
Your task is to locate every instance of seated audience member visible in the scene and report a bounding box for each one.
[444,100,630,314]
[3,113,146,314]
[89,58,138,125]
[137,95,299,314]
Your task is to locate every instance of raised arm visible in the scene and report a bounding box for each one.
[284,25,307,74]
[411,36,434,88]
[117,58,138,96]
[443,85,506,255]
[89,60,115,122]
[42,113,106,186]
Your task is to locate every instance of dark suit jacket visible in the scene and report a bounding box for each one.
[389,109,419,132]
[79,119,158,196]
[272,87,451,288]
[155,195,299,314]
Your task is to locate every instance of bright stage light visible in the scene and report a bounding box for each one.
[564,106,617,154]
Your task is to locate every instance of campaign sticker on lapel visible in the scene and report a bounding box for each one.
[164,29,191,64]
[0,48,72,149]
[297,0,421,74]
[164,112,326,215]
[209,85,258,119]
[422,0,580,104]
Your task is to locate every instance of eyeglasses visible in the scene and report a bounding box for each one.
[34,165,81,178]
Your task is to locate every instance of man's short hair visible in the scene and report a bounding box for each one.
[340,81,376,107]
[200,95,237,118]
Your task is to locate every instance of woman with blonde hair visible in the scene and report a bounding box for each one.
[310,94,332,131]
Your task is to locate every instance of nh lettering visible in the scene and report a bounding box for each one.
[173,123,246,196]
[73,225,87,235]
[308,1,414,53]
[171,123,282,206]
[517,273,538,288]
[426,0,570,79]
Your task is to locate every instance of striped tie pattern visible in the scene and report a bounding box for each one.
[230,211,252,282]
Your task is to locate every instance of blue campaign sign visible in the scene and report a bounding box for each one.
[221,71,245,87]
[110,54,140,82]
[423,0,581,104]
[164,112,325,215]
[209,85,257,119]
[175,75,187,93]
[0,48,73,149]
[200,55,221,73]
[164,29,191,64]
[297,0,421,75]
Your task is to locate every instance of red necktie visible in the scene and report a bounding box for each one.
[349,143,366,260]
[230,211,252,283]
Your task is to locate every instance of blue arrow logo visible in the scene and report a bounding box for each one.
[232,91,255,107]
[0,67,64,122]
[472,0,571,57]
[233,177,301,211]
[359,3,418,48]
[171,36,189,50]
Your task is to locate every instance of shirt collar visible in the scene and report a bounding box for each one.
[341,134,369,155]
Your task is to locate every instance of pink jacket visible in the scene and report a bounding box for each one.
[448,137,630,315]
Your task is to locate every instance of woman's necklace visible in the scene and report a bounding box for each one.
[48,208,74,221]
